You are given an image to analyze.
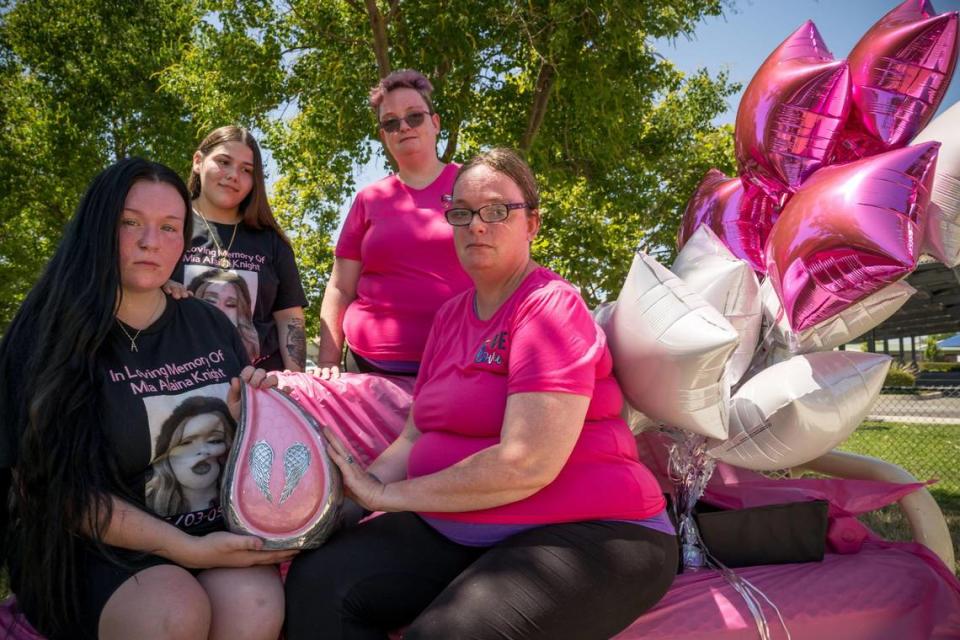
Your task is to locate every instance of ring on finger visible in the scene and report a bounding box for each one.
[345,454,355,465]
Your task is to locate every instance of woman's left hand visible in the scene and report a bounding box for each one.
[227,366,279,420]
[324,429,387,512]
[162,279,192,299]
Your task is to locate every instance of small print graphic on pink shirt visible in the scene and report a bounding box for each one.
[473,331,509,370]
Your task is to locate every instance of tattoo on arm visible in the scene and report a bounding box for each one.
[286,317,307,371]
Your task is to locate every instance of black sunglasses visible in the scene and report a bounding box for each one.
[379,111,431,133]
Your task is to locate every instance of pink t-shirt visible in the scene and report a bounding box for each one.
[410,267,666,524]
[335,164,472,362]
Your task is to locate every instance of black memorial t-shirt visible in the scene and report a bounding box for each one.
[173,212,308,370]
[99,296,249,534]
[1,297,250,540]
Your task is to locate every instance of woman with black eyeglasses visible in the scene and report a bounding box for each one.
[312,69,472,380]
[285,149,677,640]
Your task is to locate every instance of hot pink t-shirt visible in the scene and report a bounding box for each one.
[335,164,472,362]
[410,267,666,524]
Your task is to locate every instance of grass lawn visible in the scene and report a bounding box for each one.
[838,420,960,575]
[840,421,960,494]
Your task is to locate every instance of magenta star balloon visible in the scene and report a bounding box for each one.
[764,141,939,332]
[677,169,779,273]
[834,0,958,163]
[735,21,851,201]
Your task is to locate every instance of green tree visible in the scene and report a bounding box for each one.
[162,0,738,331]
[1,0,739,334]
[924,334,952,362]
[0,0,204,328]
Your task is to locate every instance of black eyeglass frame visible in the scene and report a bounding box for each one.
[442,200,531,226]
[378,111,432,133]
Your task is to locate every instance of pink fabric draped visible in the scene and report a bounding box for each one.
[619,430,960,639]
[273,371,415,468]
[0,598,43,640]
[615,543,960,639]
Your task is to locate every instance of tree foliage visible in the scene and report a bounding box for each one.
[925,335,944,362]
[1,0,739,333]
[171,0,741,321]
[0,0,204,327]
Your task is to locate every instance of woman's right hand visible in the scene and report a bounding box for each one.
[177,531,297,569]
[308,361,341,380]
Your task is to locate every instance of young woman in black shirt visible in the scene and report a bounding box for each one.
[0,158,294,639]
[172,126,308,372]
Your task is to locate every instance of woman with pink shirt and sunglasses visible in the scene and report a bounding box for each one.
[313,69,472,379]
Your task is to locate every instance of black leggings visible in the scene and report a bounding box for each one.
[344,349,417,376]
[284,512,678,640]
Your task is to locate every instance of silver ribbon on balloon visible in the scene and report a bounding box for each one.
[667,432,715,570]
[666,428,791,640]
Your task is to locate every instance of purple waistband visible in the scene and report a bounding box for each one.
[422,510,676,547]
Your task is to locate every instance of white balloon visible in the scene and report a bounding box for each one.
[924,202,960,267]
[912,100,960,267]
[593,301,657,432]
[759,278,915,355]
[622,404,656,434]
[594,302,665,433]
[591,301,616,326]
[708,351,891,471]
[602,251,739,439]
[672,225,762,385]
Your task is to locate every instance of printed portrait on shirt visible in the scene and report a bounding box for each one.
[185,266,260,361]
[143,384,235,518]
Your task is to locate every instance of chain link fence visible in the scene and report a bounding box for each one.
[833,385,960,573]
[838,386,960,494]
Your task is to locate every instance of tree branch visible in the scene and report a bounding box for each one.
[434,58,451,84]
[519,62,556,154]
[441,122,459,162]
[386,0,401,23]
[441,68,477,160]
[363,0,391,78]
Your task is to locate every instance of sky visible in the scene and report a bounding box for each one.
[285,0,960,226]
[659,0,960,125]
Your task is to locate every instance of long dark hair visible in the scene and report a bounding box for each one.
[0,157,192,636]
[188,125,291,244]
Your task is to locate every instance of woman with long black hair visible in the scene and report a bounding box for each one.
[0,157,294,639]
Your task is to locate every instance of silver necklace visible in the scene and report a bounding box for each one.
[116,293,164,352]
[193,207,239,269]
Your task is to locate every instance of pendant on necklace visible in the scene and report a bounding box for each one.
[129,340,138,353]
[219,255,231,269]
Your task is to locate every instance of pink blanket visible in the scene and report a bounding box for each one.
[620,431,960,639]
[273,371,414,468]
[0,598,42,640]
[615,543,960,639]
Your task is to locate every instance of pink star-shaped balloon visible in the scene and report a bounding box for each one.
[735,21,852,201]
[765,141,939,332]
